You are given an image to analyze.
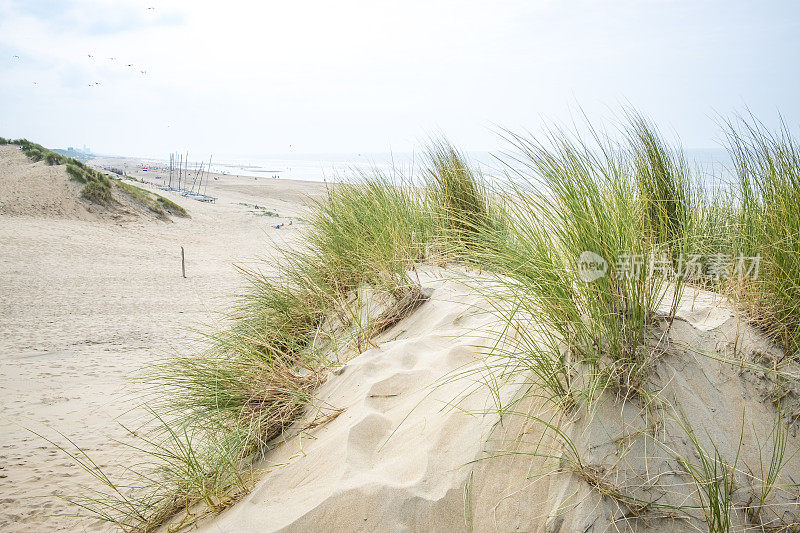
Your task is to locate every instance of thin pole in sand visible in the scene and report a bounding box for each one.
[197,156,206,194]
[196,160,204,193]
[197,161,205,192]
[181,246,186,278]
[192,161,204,193]
[184,152,189,193]
[204,155,212,195]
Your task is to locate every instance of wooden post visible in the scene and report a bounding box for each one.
[181,246,186,278]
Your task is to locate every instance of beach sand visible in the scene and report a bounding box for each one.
[0,156,325,531]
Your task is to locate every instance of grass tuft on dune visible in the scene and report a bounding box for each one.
[116,179,189,217]
[724,113,800,357]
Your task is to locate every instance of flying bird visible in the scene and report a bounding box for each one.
[88,54,94,58]
[140,70,147,74]
[108,57,116,61]
[11,55,19,60]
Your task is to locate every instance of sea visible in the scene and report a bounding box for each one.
[136,149,735,192]
[204,148,735,188]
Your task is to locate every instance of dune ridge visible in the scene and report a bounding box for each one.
[191,268,800,532]
[0,144,182,221]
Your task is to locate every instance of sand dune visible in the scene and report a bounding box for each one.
[0,146,174,222]
[0,145,93,219]
[190,269,800,532]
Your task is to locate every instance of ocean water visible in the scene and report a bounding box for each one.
[205,148,735,187]
[207,152,453,183]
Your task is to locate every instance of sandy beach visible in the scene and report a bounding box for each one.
[0,156,325,531]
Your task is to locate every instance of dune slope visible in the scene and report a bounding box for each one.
[0,145,181,221]
[192,269,800,532]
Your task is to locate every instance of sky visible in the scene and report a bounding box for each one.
[0,0,798,159]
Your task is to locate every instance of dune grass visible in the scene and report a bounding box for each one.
[468,115,800,530]
[750,408,790,525]
[674,412,744,533]
[723,113,800,357]
[155,195,188,216]
[471,117,694,406]
[67,162,114,204]
[424,139,500,255]
[627,112,693,256]
[116,180,189,218]
[449,116,794,529]
[51,116,800,532]
[14,138,70,165]
[80,180,112,203]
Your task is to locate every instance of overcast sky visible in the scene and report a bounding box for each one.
[1,0,798,158]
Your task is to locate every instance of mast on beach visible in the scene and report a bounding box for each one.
[159,150,217,202]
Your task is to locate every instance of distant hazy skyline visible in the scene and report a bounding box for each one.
[1,0,798,159]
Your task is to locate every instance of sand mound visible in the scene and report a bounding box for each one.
[0,145,178,221]
[191,268,800,532]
